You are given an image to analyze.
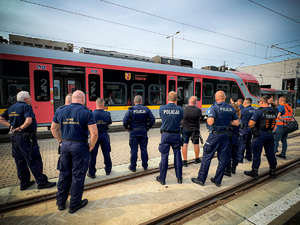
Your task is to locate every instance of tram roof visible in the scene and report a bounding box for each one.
[1,43,240,79]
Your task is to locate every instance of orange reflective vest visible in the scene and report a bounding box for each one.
[275,103,293,126]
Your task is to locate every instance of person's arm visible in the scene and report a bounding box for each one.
[13,117,32,132]
[231,119,239,126]
[248,120,256,128]
[51,121,63,143]
[0,116,10,127]
[88,124,98,151]
[207,117,214,126]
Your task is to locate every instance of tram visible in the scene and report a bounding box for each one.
[0,34,260,134]
[260,88,295,105]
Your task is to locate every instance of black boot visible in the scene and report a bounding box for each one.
[244,168,258,179]
[231,166,236,174]
[269,168,276,178]
[224,167,231,177]
[182,160,188,167]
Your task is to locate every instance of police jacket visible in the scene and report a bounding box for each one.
[240,105,255,128]
[93,109,112,132]
[1,101,37,133]
[123,104,155,130]
[159,103,184,132]
[208,101,238,131]
[250,107,278,132]
[53,103,96,141]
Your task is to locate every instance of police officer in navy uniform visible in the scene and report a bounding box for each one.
[56,93,72,112]
[0,91,56,191]
[87,98,112,178]
[156,91,184,185]
[51,90,98,213]
[123,95,155,172]
[237,99,244,110]
[192,91,239,187]
[244,96,278,179]
[238,98,255,163]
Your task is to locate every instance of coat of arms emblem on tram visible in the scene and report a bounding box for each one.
[125,73,131,80]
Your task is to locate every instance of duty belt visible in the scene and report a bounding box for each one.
[63,139,88,143]
[99,130,108,133]
[132,128,147,131]
[240,123,248,129]
[211,131,229,134]
[162,130,180,134]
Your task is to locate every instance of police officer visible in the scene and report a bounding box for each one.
[87,98,112,178]
[0,91,56,191]
[156,91,184,185]
[244,96,278,179]
[51,90,98,213]
[238,98,255,163]
[274,96,293,159]
[181,96,202,167]
[192,91,239,187]
[123,95,155,172]
[237,99,244,110]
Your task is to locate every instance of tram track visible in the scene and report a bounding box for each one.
[0,132,299,215]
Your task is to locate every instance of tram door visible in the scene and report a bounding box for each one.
[29,62,54,123]
[53,66,85,112]
[167,75,177,104]
[85,68,102,110]
[194,77,202,110]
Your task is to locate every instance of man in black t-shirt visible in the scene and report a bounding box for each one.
[181,96,202,167]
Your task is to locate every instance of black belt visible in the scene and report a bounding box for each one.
[212,131,229,134]
[132,128,147,131]
[162,131,180,134]
[259,130,273,133]
[63,139,88,143]
[240,124,248,129]
[99,130,108,133]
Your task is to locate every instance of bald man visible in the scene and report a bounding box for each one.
[181,96,202,166]
[51,90,98,213]
[192,91,239,187]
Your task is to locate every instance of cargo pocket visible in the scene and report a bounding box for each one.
[57,156,61,170]
[204,144,212,154]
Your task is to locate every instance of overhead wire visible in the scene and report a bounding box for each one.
[248,0,300,24]
[19,0,272,61]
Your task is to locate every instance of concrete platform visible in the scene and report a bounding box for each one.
[0,129,299,224]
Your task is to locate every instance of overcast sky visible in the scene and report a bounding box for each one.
[0,0,299,70]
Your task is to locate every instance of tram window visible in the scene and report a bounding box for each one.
[103,82,126,105]
[217,84,230,95]
[149,85,166,105]
[203,83,213,98]
[168,80,176,92]
[132,84,145,103]
[53,80,61,100]
[231,85,238,94]
[195,82,201,101]
[34,70,50,101]
[88,74,100,101]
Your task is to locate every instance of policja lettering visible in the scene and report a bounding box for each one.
[133,110,146,114]
[163,109,180,114]
[220,107,233,112]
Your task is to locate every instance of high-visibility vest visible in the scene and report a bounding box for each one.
[275,104,293,126]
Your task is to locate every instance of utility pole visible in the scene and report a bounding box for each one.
[294,62,299,115]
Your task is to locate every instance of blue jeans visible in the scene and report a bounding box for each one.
[274,126,288,156]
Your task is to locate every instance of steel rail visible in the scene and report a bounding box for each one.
[0,132,299,214]
[142,157,300,225]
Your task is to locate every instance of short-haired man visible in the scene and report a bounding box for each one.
[192,91,239,187]
[274,96,293,159]
[123,95,155,172]
[88,98,113,178]
[238,98,255,163]
[244,96,278,179]
[237,99,244,110]
[181,96,202,167]
[0,91,56,191]
[51,90,98,213]
[156,91,184,185]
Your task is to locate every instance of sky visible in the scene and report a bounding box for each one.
[0,0,300,70]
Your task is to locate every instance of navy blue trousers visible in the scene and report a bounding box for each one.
[238,128,252,162]
[129,130,148,170]
[89,132,112,176]
[56,141,90,208]
[251,132,277,170]
[158,133,182,182]
[226,134,239,169]
[197,133,229,185]
[11,133,48,188]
